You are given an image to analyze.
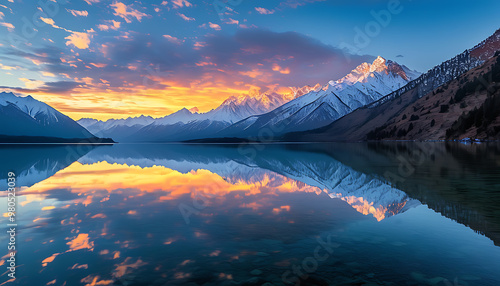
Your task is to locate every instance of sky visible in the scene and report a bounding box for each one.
[0,0,499,120]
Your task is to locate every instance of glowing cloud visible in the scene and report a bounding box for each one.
[97,20,121,31]
[111,2,149,23]
[67,233,94,252]
[19,78,44,89]
[65,31,92,49]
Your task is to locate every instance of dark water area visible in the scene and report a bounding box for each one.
[0,142,499,285]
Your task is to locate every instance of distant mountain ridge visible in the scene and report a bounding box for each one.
[77,86,320,142]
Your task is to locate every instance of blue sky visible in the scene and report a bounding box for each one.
[0,0,498,119]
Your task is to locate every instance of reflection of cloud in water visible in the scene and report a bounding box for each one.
[2,144,500,286]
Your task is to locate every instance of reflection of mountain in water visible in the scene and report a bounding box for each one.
[4,142,498,245]
[0,145,97,191]
[302,142,500,246]
[78,144,418,221]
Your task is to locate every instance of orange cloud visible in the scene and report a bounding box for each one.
[240,69,264,78]
[111,2,149,23]
[80,275,114,286]
[272,63,291,74]
[0,22,14,31]
[67,233,94,252]
[0,63,18,70]
[40,17,93,49]
[97,20,121,31]
[42,253,60,267]
[65,31,92,49]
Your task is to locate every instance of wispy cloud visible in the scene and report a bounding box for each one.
[255,7,275,15]
[177,12,194,21]
[224,18,239,25]
[67,9,89,17]
[40,17,94,49]
[280,0,326,9]
[0,22,14,31]
[84,0,100,5]
[163,34,182,44]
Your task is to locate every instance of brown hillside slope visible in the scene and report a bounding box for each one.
[368,53,500,140]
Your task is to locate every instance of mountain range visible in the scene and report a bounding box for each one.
[77,86,320,142]
[77,56,419,142]
[1,28,499,143]
[216,56,420,138]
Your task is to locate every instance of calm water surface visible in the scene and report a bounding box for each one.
[0,142,499,286]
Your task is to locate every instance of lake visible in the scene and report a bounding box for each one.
[1,142,499,286]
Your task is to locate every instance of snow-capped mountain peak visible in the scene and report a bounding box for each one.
[218,56,421,137]
[332,56,418,87]
[0,92,59,123]
[0,91,95,139]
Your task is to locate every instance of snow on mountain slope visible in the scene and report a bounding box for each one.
[218,56,420,137]
[128,119,231,142]
[0,92,95,139]
[0,92,57,122]
[153,108,196,125]
[79,115,155,133]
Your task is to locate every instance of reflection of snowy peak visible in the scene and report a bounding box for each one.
[79,145,418,220]
[0,146,94,191]
[252,155,418,221]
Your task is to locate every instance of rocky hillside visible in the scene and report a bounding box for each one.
[366,52,500,140]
